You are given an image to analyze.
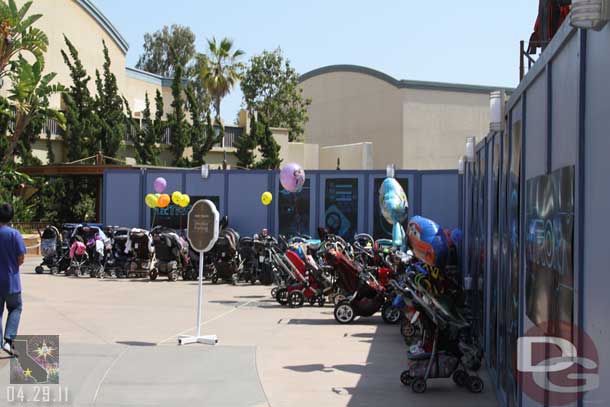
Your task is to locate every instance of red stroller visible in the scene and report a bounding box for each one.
[323,247,400,324]
[275,250,332,307]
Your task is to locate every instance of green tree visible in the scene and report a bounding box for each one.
[61,35,99,161]
[0,0,48,77]
[135,24,195,78]
[255,116,281,169]
[140,92,160,165]
[152,89,165,163]
[186,85,205,166]
[200,37,244,124]
[122,97,143,163]
[167,65,188,166]
[94,40,125,158]
[233,115,258,169]
[241,48,311,141]
[1,56,64,166]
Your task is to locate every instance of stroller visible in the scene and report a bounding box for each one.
[237,236,259,284]
[126,228,155,278]
[104,227,131,278]
[322,241,400,324]
[67,225,110,278]
[36,225,70,274]
[150,226,188,281]
[207,227,241,284]
[390,275,483,394]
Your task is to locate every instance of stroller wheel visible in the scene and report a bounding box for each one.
[466,376,484,393]
[271,287,279,299]
[411,378,427,394]
[288,291,305,308]
[211,275,219,284]
[149,269,158,281]
[400,370,413,386]
[401,319,417,338]
[168,270,178,281]
[308,296,317,306]
[276,288,288,306]
[334,301,355,324]
[50,267,58,275]
[381,302,402,324]
[452,370,468,387]
[317,296,326,307]
[35,266,44,274]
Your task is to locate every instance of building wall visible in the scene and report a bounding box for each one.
[15,0,129,108]
[401,88,489,170]
[300,66,504,171]
[319,142,373,170]
[300,70,404,169]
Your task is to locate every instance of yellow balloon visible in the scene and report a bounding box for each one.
[261,191,273,206]
[179,194,190,207]
[171,191,183,205]
[145,193,158,208]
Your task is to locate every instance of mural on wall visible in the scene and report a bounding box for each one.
[373,177,409,239]
[325,178,358,239]
[525,166,575,336]
[279,179,311,237]
[152,196,220,229]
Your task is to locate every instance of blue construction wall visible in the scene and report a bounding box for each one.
[103,169,461,239]
[462,22,610,407]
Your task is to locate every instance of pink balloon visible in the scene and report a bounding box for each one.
[280,163,305,193]
[153,177,167,193]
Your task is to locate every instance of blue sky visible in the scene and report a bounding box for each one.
[95,0,538,123]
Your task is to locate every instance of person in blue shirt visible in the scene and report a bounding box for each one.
[0,203,25,356]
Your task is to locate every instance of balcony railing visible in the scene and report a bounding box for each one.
[45,118,64,137]
[119,121,244,148]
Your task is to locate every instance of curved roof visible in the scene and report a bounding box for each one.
[75,0,129,54]
[299,64,513,95]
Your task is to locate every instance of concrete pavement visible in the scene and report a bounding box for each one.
[0,257,499,407]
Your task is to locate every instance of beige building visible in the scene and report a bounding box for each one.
[12,1,511,171]
[299,65,513,170]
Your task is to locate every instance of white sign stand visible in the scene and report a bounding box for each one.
[178,200,219,346]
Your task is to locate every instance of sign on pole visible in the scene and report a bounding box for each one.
[178,200,219,346]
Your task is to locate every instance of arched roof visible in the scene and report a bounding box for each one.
[75,0,129,54]
[299,64,513,95]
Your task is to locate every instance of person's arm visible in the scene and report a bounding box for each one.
[15,232,27,269]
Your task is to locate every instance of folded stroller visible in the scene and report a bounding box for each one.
[150,226,188,281]
[36,225,69,274]
[126,228,155,278]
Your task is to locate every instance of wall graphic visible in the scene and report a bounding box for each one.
[151,196,220,229]
[279,179,311,237]
[373,177,409,239]
[525,166,575,335]
[324,178,358,240]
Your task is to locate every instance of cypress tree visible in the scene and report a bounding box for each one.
[152,89,165,164]
[186,86,206,166]
[167,65,188,166]
[255,116,281,169]
[233,115,257,169]
[141,92,160,164]
[94,40,125,158]
[61,35,99,161]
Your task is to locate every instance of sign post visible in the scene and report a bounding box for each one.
[178,199,219,346]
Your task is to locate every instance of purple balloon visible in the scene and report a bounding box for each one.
[153,177,167,193]
[280,163,305,193]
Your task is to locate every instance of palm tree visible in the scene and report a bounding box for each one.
[1,56,64,166]
[199,37,244,125]
[0,0,48,78]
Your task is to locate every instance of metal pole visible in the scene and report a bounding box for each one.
[196,252,204,337]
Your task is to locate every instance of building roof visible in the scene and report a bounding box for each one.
[125,67,174,87]
[299,64,514,95]
[75,0,129,54]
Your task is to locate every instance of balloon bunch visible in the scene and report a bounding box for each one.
[145,177,191,209]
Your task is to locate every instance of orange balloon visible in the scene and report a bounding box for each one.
[157,194,171,208]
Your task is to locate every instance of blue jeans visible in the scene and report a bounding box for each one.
[0,293,22,343]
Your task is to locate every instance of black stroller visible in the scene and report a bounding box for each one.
[104,227,131,278]
[150,226,188,281]
[36,225,70,274]
[237,236,258,284]
[127,228,155,278]
[207,227,241,284]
